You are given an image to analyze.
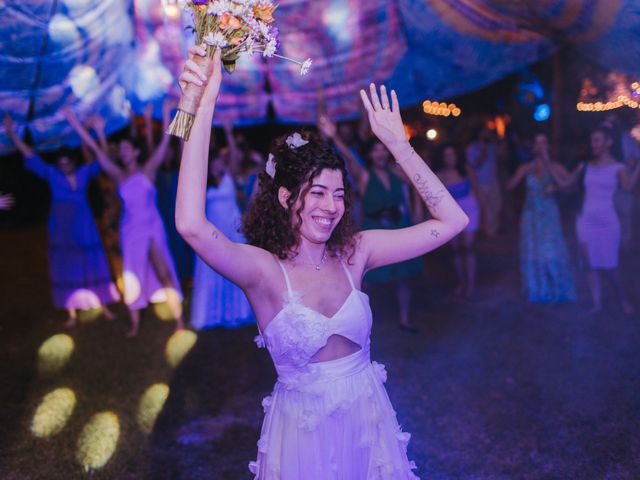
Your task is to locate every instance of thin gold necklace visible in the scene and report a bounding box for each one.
[298,245,327,271]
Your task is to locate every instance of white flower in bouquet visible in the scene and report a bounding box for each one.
[203,31,229,47]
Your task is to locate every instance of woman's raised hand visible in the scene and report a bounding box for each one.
[317,114,337,140]
[179,45,222,108]
[0,192,15,211]
[360,83,407,152]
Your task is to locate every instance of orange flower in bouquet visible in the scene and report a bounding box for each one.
[166,0,312,141]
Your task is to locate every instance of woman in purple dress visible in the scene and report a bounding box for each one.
[66,103,184,336]
[559,128,640,314]
[4,114,116,326]
[434,144,481,296]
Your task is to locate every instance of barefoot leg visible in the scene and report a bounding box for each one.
[64,308,77,328]
[127,308,141,337]
[148,240,184,328]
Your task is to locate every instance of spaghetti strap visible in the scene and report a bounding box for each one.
[276,259,293,295]
[339,258,356,291]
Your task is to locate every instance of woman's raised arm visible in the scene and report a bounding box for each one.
[64,109,124,182]
[175,46,267,289]
[317,114,369,195]
[4,113,34,158]
[143,98,175,180]
[357,84,469,272]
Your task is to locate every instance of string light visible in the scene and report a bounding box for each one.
[577,96,639,112]
[577,78,640,112]
[423,100,462,117]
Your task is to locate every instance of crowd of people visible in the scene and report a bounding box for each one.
[2,92,640,338]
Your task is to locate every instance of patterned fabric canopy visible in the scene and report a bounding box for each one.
[0,0,134,153]
[1,0,639,152]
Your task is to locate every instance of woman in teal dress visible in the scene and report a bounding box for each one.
[318,116,422,331]
[507,133,576,303]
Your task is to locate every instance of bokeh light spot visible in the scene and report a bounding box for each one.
[68,65,100,99]
[48,14,79,45]
[151,287,183,321]
[137,383,170,434]
[31,388,77,438]
[76,412,120,472]
[122,270,142,306]
[38,334,74,374]
[165,330,197,368]
[65,288,101,311]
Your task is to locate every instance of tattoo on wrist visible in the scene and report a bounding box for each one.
[413,174,444,209]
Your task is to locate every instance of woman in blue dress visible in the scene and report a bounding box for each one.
[506,133,577,303]
[4,113,116,325]
[190,147,255,329]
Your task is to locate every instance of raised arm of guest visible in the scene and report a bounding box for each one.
[143,103,155,156]
[357,93,371,143]
[175,46,271,289]
[64,108,124,182]
[356,84,469,271]
[141,99,174,180]
[546,156,585,189]
[4,113,56,180]
[223,118,242,177]
[0,192,15,211]
[620,160,640,191]
[506,162,534,191]
[4,113,34,158]
[318,114,369,195]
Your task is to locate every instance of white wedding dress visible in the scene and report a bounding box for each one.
[249,259,419,479]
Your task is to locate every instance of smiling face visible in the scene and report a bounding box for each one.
[290,168,346,244]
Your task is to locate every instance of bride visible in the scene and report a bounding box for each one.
[175,46,468,479]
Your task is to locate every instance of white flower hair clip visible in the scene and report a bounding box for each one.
[265,153,276,178]
[286,132,309,149]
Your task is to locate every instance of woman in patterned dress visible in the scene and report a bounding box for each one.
[506,133,577,303]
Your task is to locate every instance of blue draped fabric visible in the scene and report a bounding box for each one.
[0,0,134,154]
[1,0,639,151]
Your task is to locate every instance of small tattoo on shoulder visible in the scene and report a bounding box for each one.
[211,229,219,239]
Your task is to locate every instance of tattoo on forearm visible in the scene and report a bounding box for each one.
[413,174,444,209]
[431,229,440,238]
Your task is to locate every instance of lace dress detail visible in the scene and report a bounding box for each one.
[249,259,419,479]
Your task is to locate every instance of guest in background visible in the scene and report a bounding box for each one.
[506,133,577,303]
[435,143,481,296]
[563,128,640,314]
[66,102,184,336]
[4,113,116,326]
[190,145,255,330]
[466,125,502,237]
[318,114,422,332]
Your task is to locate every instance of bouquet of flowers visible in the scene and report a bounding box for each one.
[167,0,312,140]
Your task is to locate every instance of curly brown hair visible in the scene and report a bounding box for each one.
[243,132,356,260]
